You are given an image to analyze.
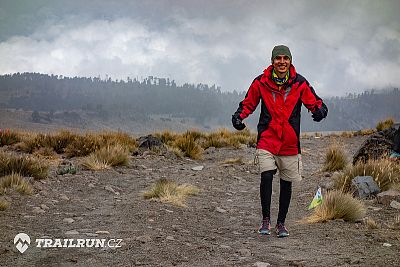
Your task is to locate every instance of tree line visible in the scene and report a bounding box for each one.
[0,72,398,131]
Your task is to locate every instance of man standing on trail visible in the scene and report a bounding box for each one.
[232,45,328,237]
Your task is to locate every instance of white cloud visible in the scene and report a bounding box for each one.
[0,0,399,96]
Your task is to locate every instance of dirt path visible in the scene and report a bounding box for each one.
[1,135,399,266]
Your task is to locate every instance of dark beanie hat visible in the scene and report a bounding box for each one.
[271,45,292,62]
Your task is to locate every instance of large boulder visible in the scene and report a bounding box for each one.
[353,125,399,164]
[137,135,164,149]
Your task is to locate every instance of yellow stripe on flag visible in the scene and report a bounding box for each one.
[308,187,323,210]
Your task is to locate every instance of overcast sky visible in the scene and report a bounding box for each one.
[0,0,399,96]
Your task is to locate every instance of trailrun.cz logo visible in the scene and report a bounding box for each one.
[13,233,123,253]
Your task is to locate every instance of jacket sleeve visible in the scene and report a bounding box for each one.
[300,78,326,114]
[234,78,261,120]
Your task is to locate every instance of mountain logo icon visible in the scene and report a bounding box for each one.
[14,233,30,253]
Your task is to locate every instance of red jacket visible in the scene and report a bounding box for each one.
[234,64,326,155]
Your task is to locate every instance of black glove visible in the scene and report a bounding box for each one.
[312,103,328,122]
[232,114,246,130]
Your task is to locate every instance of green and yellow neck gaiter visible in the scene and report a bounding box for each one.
[272,70,289,86]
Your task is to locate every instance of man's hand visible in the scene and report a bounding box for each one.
[312,104,328,122]
[232,114,246,130]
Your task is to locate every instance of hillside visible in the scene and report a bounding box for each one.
[0,73,399,132]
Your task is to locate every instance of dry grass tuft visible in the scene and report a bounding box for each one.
[202,132,230,149]
[341,131,354,138]
[0,153,49,179]
[0,173,33,195]
[183,130,206,141]
[301,133,310,139]
[33,147,58,159]
[389,183,400,191]
[354,129,376,136]
[376,117,395,132]
[18,130,137,157]
[82,157,111,170]
[364,217,380,229]
[0,199,10,210]
[65,133,102,158]
[0,129,21,146]
[51,130,77,153]
[161,129,257,158]
[323,145,347,172]
[155,130,179,146]
[173,133,203,160]
[166,145,184,158]
[202,128,256,149]
[18,130,77,154]
[100,131,138,152]
[334,159,400,192]
[304,190,366,223]
[82,144,129,170]
[143,178,199,207]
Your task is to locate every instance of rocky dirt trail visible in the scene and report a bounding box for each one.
[1,135,400,266]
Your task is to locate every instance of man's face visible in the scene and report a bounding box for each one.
[272,55,291,74]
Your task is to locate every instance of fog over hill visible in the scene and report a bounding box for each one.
[0,72,398,132]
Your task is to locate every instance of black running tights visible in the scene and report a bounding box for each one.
[260,170,292,224]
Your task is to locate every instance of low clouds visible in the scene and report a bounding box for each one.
[0,0,399,96]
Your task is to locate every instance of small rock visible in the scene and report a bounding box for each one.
[367,206,382,211]
[163,209,174,213]
[220,245,231,249]
[60,194,70,201]
[205,147,216,153]
[136,235,152,243]
[191,166,204,171]
[32,207,45,214]
[104,185,120,195]
[390,200,400,209]
[84,233,98,237]
[166,236,175,241]
[215,207,227,213]
[63,218,75,224]
[383,243,392,247]
[40,204,50,210]
[23,215,36,218]
[95,231,110,235]
[88,183,95,188]
[65,230,79,235]
[377,190,400,206]
[254,262,271,267]
[238,248,251,257]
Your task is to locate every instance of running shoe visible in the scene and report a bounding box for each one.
[258,218,271,235]
[275,223,289,238]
